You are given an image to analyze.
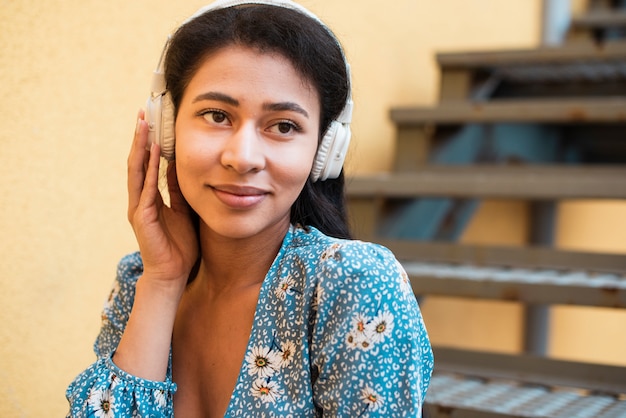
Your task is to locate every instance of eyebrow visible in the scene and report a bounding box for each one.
[192,91,309,119]
[263,102,309,118]
[193,92,239,106]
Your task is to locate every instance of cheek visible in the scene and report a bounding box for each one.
[173,134,216,195]
[272,142,318,186]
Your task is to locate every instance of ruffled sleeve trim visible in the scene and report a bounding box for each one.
[66,353,176,417]
[104,353,177,392]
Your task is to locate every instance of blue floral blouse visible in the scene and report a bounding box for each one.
[66,225,433,417]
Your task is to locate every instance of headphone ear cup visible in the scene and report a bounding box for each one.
[145,92,176,161]
[160,93,176,160]
[310,120,351,182]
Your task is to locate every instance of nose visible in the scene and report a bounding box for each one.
[220,122,266,174]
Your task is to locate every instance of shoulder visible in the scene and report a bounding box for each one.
[298,228,434,409]
[289,226,413,300]
[290,225,397,264]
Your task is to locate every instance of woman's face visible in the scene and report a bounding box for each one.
[174,45,320,240]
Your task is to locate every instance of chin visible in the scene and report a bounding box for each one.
[200,214,291,241]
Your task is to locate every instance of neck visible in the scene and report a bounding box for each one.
[193,221,290,295]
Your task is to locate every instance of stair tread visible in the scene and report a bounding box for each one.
[572,10,626,29]
[346,165,626,199]
[404,260,626,307]
[424,347,626,418]
[374,240,626,307]
[426,373,626,418]
[390,98,626,124]
[437,41,626,68]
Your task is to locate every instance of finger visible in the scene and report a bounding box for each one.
[128,114,149,221]
[128,109,147,158]
[166,161,187,211]
[138,142,162,211]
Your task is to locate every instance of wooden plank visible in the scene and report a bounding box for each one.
[426,345,626,417]
[390,98,626,125]
[431,347,626,395]
[426,374,626,418]
[346,166,626,200]
[380,240,626,273]
[403,263,626,308]
[436,41,626,69]
[572,11,626,29]
[373,240,626,307]
[425,400,513,418]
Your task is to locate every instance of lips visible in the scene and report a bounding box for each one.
[209,184,269,209]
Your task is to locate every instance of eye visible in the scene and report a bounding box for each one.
[199,109,230,125]
[268,120,301,135]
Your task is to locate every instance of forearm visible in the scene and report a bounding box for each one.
[113,275,184,381]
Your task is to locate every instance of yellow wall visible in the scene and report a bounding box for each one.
[4,1,623,417]
[551,201,626,365]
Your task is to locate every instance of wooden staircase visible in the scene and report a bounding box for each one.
[346,2,626,417]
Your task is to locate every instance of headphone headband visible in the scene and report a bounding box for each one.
[155,0,353,119]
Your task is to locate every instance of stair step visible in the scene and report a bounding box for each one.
[382,240,626,308]
[425,347,626,418]
[437,42,626,69]
[382,240,626,273]
[494,61,626,84]
[404,261,626,308]
[346,166,626,199]
[390,98,626,125]
[572,11,626,30]
[436,45,626,100]
[427,375,626,418]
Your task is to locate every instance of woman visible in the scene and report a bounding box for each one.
[66,1,433,416]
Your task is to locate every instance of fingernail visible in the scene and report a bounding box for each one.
[135,118,142,135]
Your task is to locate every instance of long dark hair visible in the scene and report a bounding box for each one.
[165,4,352,239]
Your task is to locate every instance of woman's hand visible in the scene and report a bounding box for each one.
[127,110,198,289]
[113,111,199,382]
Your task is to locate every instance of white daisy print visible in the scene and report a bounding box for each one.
[87,388,114,418]
[397,263,412,294]
[278,341,296,368]
[367,311,394,344]
[345,331,362,349]
[346,330,373,351]
[357,336,374,351]
[320,243,342,261]
[246,345,280,378]
[251,378,283,404]
[154,389,167,409]
[351,312,371,336]
[274,276,295,300]
[346,312,374,350]
[101,281,120,322]
[360,385,384,411]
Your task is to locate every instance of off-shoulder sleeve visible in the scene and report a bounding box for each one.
[309,241,433,417]
[65,252,176,417]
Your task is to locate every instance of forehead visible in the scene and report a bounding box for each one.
[184,45,320,105]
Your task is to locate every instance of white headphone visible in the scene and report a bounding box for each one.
[145,0,353,182]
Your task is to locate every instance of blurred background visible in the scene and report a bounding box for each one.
[1,0,625,416]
